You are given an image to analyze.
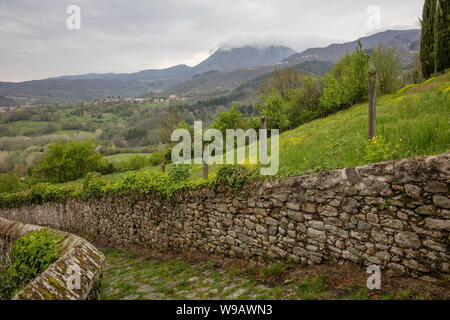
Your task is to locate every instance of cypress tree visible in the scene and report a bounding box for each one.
[420,0,437,78]
[434,0,449,74]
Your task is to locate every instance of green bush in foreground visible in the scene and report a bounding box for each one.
[0,229,62,300]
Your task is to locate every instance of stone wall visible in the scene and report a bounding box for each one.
[1,153,449,277]
[0,217,104,300]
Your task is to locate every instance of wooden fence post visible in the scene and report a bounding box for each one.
[260,116,266,130]
[260,116,267,166]
[160,162,165,173]
[368,69,377,140]
[203,145,209,180]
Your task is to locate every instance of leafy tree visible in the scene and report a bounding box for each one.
[259,67,303,100]
[158,109,182,146]
[343,41,370,104]
[35,140,103,183]
[211,103,243,133]
[287,74,326,125]
[320,74,345,112]
[124,128,147,141]
[211,103,259,134]
[371,43,401,95]
[420,0,437,78]
[259,89,290,131]
[177,120,194,136]
[331,53,352,80]
[320,42,369,111]
[434,0,449,74]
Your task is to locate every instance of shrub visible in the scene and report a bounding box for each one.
[0,172,23,193]
[97,159,117,175]
[35,139,103,183]
[81,172,105,199]
[125,155,149,171]
[109,169,196,198]
[214,165,254,190]
[167,164,191,181]
[1,229,62,299]
[29,183,75,204]
[148,151,166,166]
[0,252,16,300]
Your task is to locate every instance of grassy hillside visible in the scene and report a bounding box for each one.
[276,73,449,176]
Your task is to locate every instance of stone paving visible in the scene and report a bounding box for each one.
[99,248,449,300]
[100,249,296,300]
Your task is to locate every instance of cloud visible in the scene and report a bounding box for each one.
[0,0,424,81]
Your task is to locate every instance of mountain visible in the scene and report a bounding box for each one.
[0,45,295,104]
[285,29,420,65]
[166,61,333,98]
[193,45,295,73]
[0,30,421,103]
[51,46,294,84]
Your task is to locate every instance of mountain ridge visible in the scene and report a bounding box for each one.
[285,29,420,65]
[0,29,421,103]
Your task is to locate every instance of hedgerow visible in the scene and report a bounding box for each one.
[0,164,258,209]
[0,169,207,208]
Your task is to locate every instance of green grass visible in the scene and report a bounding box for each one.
[296,275,329,300]
[104,153,154,163]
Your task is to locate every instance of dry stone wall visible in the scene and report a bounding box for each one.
[0,217,104,300]
[1,153,449,277]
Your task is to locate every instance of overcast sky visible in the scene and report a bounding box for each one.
[0,0,424,82]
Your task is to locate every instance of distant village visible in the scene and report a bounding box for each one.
[96,94,186,104]
[0,106,18,113]
[0,94,187,112]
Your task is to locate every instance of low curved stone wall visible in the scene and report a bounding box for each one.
[0,217,104,300]
[1,153,449,277]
